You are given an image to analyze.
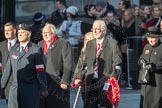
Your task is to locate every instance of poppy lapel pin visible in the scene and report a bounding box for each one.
[25,47,29,53]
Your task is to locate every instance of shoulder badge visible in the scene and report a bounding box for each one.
[145,50,149,54]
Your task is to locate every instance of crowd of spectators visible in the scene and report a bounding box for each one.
[2,0,162,89]
[2,0,162,108]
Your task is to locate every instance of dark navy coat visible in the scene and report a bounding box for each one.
[1,42,47,108]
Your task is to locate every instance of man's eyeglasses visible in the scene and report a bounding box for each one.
[42,32,53,35]
[4,30,14,32]
[91,28,101,32]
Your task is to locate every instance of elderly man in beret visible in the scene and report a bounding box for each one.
[139,26,162,108]
[1,23,48,108]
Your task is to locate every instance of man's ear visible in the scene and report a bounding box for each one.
[27,31,31,38]
[13,28,17,34]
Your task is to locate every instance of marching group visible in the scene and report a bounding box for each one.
[0,0,162,108]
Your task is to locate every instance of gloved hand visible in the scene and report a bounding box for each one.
[144,63,155,72]
[1,88,6,99]
[138,58,147,67]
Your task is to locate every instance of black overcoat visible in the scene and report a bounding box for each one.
[1,42,47,108]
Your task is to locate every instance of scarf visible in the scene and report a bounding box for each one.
[43,35,58,55]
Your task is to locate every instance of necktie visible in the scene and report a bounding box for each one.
[96,43,101,58]
[94,59,99,73]
[8,42,11,51]
[20,46,24,53]
[93,43,101,78]
[60,12,64,19]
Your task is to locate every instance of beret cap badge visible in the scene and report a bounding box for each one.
[17,23,31,31]
[145,26,161,37]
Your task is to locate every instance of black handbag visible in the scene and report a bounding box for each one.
[138,68,150,84]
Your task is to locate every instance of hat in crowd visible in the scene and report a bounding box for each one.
[32,12,45,22]
[18,23,31,31]
[145,26,161,37]
[96,0,106,7]
[66,6,79,15]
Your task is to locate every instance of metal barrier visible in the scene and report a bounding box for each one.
[125,36,144,89]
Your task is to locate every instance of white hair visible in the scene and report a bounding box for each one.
[44,23,58,34]
[93,20,107,35]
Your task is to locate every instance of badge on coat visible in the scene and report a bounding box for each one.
[12,55,18,59]
[49,44,56,49]
[145,50,149,54]
[154,52,157,55]
[25,47,29,53]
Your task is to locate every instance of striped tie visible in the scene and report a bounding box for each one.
[93,43,101,77]
[94,59,99,73]
[96,43,101,58]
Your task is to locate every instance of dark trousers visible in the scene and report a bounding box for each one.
[84,79,112,108]
[40,74,70,108]
[0,74,2,96]
[0,74,9,104]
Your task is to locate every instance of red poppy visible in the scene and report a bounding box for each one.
[25,47,29,53]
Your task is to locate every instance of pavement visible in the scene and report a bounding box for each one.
[0,87,140,108]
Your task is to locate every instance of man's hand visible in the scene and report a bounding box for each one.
[74,79,82,86]
[41,90,48,98]
[60,84,68,90]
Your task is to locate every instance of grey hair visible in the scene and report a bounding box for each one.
[44,23,58,34]
[93,20,107,35]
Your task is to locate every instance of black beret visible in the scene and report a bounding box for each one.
[145,26,161,37]
[17,23,31,31]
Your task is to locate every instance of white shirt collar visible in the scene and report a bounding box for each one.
[96,37,104,45]
[8,37,17,47]
[20,40,29,49]
[46,42,50,48]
